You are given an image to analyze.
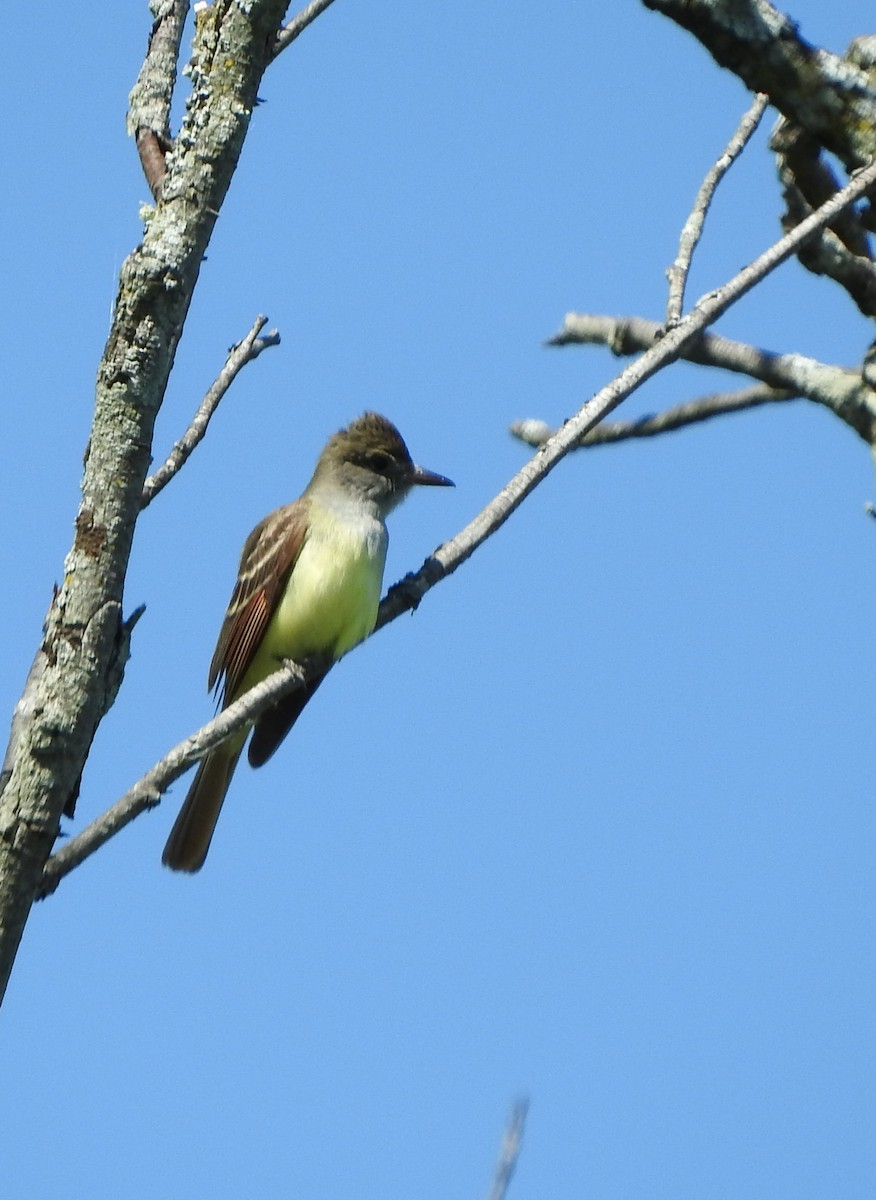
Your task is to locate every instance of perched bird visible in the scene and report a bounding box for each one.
[162,412,453,872]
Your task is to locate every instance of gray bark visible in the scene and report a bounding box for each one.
[3,0,876,1005]
[0,0,289,1003]
[641,0,876,169]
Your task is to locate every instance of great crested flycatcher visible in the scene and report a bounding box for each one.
[162,412,453,873]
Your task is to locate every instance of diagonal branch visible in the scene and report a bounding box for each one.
[666,93,768,325]
[771,121,872,258]
[35,155,876,895]
[36,655,319,899]
[783,215,876,318]
[772,127,876,318]
[485,1100,529,1200]
[377,157,876,620]
[511,384,797,450]
[142,315,281,507]
[272,0,338,58]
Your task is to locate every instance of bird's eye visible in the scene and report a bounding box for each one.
[367,451,392,472]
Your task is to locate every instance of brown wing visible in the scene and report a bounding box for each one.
[209,500,310,705]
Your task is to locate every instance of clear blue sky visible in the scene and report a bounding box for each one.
[3,3,875,1197]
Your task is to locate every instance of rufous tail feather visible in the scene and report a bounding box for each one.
[162,750,241,873]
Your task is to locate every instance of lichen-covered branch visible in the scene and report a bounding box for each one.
[128,0,190,198]
[771,122,872,258]
[641,0,876,169]
[546,313,876,444]
[646,5,876,314]
[0,0,290,1004]
[772,125,876,317]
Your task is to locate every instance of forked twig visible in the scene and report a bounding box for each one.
[665,93,769,325]
[142,315,280,507]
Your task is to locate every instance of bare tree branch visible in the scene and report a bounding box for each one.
[784,215,876,318]
[546,313,876,444]
[0,0,290,1004]
[645,5,876,313]
[30,155,876,900]
[36,655,319,898]
[127,0,190,199]
[641,0,876,170]
[511,384,797,450]
[376,160,876,620]
[272,0,337,58]
[485,1100,529,1200]
[771,121,872,258]
[771,125,876,317]
[666,93,768,325]
[845,37,876,237]
[142,315,281,507]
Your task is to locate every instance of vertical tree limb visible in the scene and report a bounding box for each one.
[0,0,290,1005]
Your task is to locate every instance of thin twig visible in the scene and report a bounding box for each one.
[486,1100,529,1200]
[666,93,769,325]
[37,156,876,892]
[272,0,337,58]
[142,316,280,507]
[511,384,797,449]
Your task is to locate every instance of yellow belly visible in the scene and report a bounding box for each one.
[239,515,386,696]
